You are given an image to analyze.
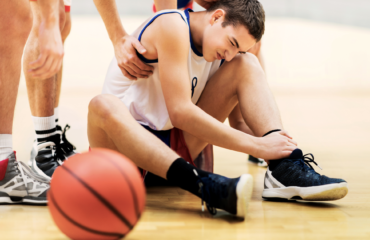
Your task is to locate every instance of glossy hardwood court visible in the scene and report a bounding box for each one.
[2,17,370,239]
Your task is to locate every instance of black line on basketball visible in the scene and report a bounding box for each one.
[61,165,134,230]
[49,189,125,238]
[95,151,141,220]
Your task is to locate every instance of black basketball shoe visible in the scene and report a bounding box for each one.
[29,124,77,178]
[195,172,253,218]
[30,134,64,180]
[262,148,348,201]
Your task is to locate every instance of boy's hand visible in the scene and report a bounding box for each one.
[254,131,298,160]
[194,0,218,9]
[114,35,154,80]
[28,21,64,79]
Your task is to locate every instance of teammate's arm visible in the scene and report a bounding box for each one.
[28,0,64,79]
[194,0,219,9]
[154,15,294,160]
[93,0,154,80]
[154,0,177,10]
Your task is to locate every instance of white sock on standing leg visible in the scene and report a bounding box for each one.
[0,134,13,161]
[32,116,57,144]
[54,107,59,125]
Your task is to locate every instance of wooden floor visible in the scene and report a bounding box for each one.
[2,17,370,239]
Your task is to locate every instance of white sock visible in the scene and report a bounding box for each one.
[54,107,59,125]
[32,116,57,144]
[0,134,13,161]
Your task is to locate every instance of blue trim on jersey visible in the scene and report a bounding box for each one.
[137,11,187,63]
[220,59,225,67]
[184,9,203,57]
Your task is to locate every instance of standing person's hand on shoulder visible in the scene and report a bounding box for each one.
[114,35,154,80]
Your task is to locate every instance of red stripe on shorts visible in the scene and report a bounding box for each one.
[141,127,195,179]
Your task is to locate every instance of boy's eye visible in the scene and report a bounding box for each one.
[230,40,234,46]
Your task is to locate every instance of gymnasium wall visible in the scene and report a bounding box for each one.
[71,0,370,29]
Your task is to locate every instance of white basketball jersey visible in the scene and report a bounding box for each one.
[102,9,222,130]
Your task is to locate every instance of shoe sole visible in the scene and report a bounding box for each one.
[236,174,254,218]
[0,196,47,204]
[262,182,348,201]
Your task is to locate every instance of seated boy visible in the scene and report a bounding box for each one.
[88,0,348,218]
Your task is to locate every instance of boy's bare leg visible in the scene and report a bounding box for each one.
[228,104,255,136]
[0,0,32,135]
[23,0,65,117]
[88,94,255,218]
[184,53,283,160]
[55,11,71,108]
[88,95,179,179]
[229,40,265,136]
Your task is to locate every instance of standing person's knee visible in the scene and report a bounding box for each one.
[58,5,66,31]
[61,13,71,42]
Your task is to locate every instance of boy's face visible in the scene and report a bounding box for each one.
[203,10,257,62]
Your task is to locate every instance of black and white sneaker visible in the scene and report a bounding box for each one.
[29,124,77,178]
[262,149,348,201]
[196,172,253,219]
[30,134,64,180]
[0,152,49,204]
[248,155,268,167]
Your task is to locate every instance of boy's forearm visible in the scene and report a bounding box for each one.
[171,103,259,155]
[93,0,127,45]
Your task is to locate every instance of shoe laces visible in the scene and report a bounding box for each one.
[294,153,322,172]
[14,160,49,195]
[194,170,227,215]
[60,124,76,153]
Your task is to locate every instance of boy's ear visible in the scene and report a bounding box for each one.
[210,9,225,25]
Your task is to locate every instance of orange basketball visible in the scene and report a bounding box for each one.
[48,148,146,239]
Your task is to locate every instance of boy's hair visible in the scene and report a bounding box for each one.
[207,0,265,42]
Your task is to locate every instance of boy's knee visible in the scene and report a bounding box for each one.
[88,94,120,123]
[232,53,264,78]
[234,53,260,69]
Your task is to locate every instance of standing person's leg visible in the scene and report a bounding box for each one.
[23,0,66,179]
[88,94,253,218]
[54,10,71,120]
[183,53,348,201]
[0,0,49,204]
[54,5,76,157]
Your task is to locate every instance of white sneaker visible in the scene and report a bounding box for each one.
[0,152,49,204]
